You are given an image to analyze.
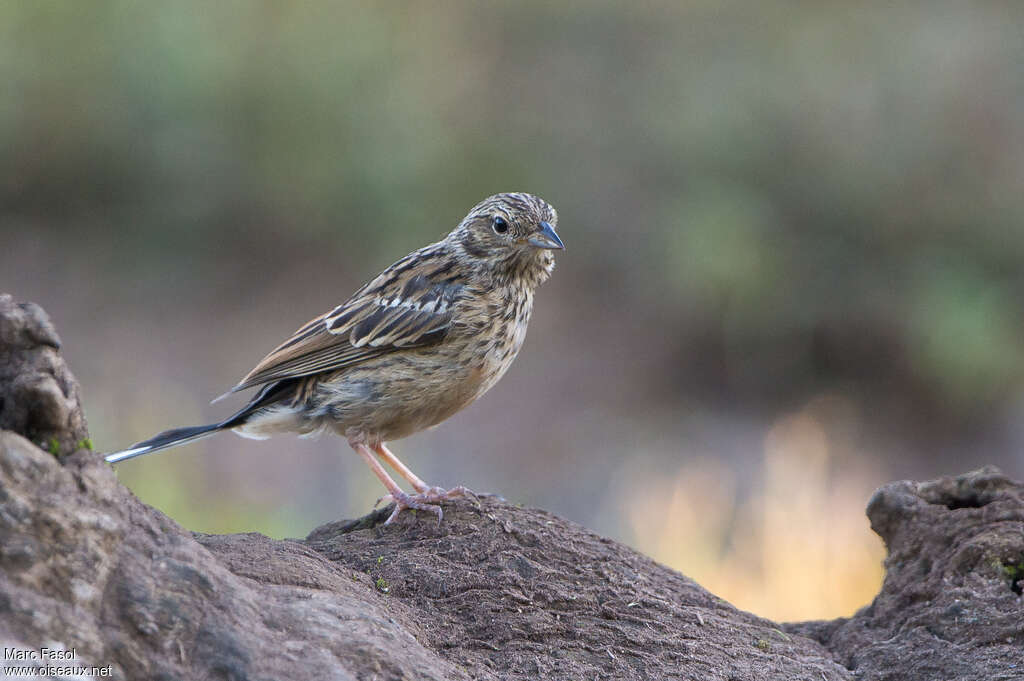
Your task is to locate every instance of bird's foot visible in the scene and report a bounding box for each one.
[416,484,477,504]
[377,490,443,526]
[375,485,477,526]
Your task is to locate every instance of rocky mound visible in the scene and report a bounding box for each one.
[1,294,1020,680]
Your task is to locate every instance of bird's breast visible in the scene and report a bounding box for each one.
[463,286,534,399]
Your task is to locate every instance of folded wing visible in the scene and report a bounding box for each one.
[227,251,464,394]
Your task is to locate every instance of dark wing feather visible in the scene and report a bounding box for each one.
[225,247,464,394]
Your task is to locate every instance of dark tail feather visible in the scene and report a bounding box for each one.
[104,379,295,464]
[105,423,225,463]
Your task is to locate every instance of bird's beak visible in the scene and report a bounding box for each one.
[526,221,565,250]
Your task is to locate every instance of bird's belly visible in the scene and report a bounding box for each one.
[308,351,499,442]
[385,368,491,439]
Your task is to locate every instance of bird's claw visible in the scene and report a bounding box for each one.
[417,485,476,504]
[378,485,478,526]
[383,490,444,526]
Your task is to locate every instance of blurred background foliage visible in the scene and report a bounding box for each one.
[3,1,1023,621]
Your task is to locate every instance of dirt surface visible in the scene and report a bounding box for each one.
[1,294,1022,680]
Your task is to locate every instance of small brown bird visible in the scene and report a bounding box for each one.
[106,193,563,524]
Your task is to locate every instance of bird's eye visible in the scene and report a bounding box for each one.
[492,216,509,234]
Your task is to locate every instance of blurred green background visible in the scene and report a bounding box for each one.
[4,1,1023,620]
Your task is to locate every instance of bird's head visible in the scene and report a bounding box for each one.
[449,192,563,285]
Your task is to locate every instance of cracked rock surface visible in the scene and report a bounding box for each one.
[1,295,1021,680]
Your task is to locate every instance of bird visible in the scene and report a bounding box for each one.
[105,192,563,525]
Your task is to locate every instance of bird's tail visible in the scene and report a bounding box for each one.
[104,423,226,463]
[104,380,293,464]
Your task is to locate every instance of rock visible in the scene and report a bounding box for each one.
[2,295,1020,680]
[0,294,89,458]
[787,467,1024,680]
[0,431,466,681]
[303,501,851,680]
[0,430,850,681]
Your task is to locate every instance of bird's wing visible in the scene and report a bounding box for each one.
[226,251,465,394]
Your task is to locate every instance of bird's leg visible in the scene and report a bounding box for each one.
[372,442,476,505]
[349,441,442,525]
[371,442,430,493]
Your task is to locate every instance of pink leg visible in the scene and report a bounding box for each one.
[372,442,430,493]
[372,442,475,504]
[349,440,442,525]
